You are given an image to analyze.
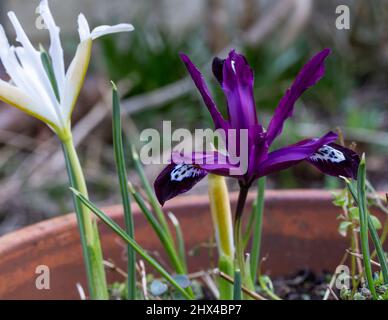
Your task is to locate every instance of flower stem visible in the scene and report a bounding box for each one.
[62,134,108,299]
[234,185,249,285]
[349,227,358,294]
[250,177,266,285]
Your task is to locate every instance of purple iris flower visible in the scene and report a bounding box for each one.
[154,49,360,205]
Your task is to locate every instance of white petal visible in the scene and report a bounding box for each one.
[77,14,90,42]
[7,11,37,53]
[38,0,65,94]
[0,27,51,113]
[0,78,59,127]
[90,23,134,40]
[62,39,92,125]
[7,11,64,128]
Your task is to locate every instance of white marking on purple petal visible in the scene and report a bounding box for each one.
[231,60,236,73]
[309,145,346,163]
[170,164,203,182]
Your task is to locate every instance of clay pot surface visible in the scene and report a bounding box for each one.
[0,190,385,299]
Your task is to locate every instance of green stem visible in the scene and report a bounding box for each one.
[112,85,136,299]
[62,135,108,299]
[250,177,266,285]
[233,269,242,300]
[349,227,358,294]
[258,276,281,300]
[234,185,249,284]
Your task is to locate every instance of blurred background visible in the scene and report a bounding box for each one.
[0,0,387,234]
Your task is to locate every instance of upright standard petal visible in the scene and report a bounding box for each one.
[180,53,227,130]
[307,143,360,179]
[257,131,338,177]
[62,39,92,125]
[77,14,91,42]
[39,0,65,93]
[266,49,331,145]
[221,50,257,130]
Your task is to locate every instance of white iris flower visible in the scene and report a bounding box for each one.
[0,0,133,139]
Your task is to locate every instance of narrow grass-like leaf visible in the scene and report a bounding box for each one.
[356,155,378,299]
[233,269,242,300]
[250,177,266,285]
[70,188,194,300]
[368,216,388,284]
[129,143,174,241]
[168,212,187,273]
[128,183,186,274]
[345,164,388,286]
[243,200,257,248]
[112,84,136,299]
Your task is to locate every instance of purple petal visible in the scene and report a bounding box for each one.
[212,57,224,85]
[221,50,258,129]
[307,143,360,179]
[266,49,331,145]
[154,162,207,206]
[171,151,243,177]
[154,151,242,205]
[257,131,338,177]
[180,53,227,130]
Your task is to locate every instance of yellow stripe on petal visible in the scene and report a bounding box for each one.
[62,39,92,125]
[0,79,61,133]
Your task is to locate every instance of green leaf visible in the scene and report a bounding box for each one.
[168,212,187,273]
[112,84,136,300]
[128,184,185,274]
[349,207,360,220]
[70,187,194,300]
[338,221,353,237]
[354,154,378,299]
[370,215,382,230]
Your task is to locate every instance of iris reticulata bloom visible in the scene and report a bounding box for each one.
[0,0,133,139]
[154,49,360,205]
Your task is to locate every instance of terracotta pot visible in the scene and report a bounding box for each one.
[0,190,385,299]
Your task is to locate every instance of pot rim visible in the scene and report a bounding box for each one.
[0,189,333,256]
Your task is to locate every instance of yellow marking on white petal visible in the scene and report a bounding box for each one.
[0,79,61,133]
[63,39,92,125]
